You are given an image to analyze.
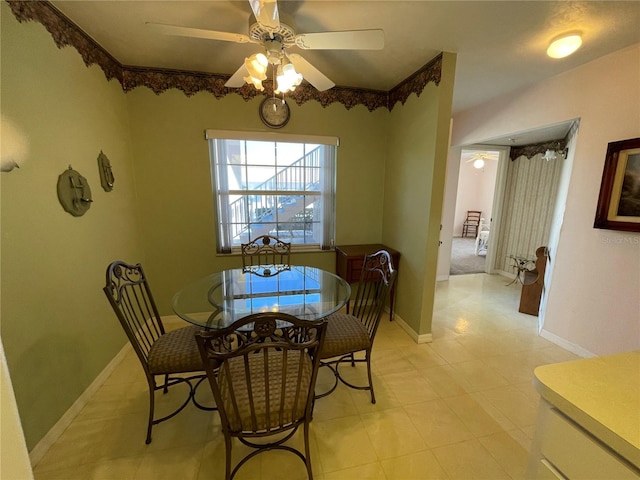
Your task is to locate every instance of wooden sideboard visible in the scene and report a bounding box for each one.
[335,244,400,320]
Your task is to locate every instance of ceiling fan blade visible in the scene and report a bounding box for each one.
[288,54,335,91]
[248,0,280,30]
[225,64,249,88]
[295,29,384,50]
[146,22,252,44]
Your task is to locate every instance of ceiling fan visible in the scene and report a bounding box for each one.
[146,0,385,93]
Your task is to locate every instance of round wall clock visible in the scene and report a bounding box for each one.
[259,97,290,129]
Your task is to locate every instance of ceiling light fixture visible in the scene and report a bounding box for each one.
[243,53,268,91]
[242,37,303,94]
[547,33,582,59]
[473,159,485,169]
[275,59,303,94]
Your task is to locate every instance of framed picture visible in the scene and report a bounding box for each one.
[594,137,640,232]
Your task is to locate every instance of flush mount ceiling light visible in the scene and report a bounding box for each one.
[547,33,582,58]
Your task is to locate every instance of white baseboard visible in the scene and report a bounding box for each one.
[539,329,594,358]
[29,342,132,467]
[392,313,432,344]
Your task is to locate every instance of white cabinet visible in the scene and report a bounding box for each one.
[528,351,640,480]
[528,400,639,479]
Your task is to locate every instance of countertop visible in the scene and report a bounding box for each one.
[534,350,640,469]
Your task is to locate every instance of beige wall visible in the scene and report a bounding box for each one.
[1,3,454,452]
[1,5,144,449]
[451,43,640,356]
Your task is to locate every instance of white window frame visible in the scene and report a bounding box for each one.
[206,130,338,253]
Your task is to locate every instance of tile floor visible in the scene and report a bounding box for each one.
[32,273,579,480]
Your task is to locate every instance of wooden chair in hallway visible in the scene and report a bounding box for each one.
[519,246,550,315]
[462,210,482,237]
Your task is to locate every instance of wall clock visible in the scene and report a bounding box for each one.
[259,97,290,129]
[57,166,93,217]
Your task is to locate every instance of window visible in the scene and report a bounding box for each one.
[206,130,338,253]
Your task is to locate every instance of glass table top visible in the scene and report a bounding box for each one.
[171,265,351,329]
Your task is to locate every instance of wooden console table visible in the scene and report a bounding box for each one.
[335,244,400,320]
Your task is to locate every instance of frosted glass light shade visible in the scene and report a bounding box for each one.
[547,34,582,58]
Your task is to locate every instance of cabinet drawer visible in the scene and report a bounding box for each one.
[348,259,364,280]
[540,408,639,479]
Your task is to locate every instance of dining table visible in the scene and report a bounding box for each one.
[171,265,351,329]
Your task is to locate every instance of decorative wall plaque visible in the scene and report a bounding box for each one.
[97,150,114,191]
[57,166,92,216]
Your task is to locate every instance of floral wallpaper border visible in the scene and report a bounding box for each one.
[510,138,568,161]
[7,0,442,112]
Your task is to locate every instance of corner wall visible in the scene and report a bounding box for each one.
[383,52,456,337]
[125,88,390,314]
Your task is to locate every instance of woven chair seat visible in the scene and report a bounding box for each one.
[320,313,371,359]
[147,325,203,374]
[220,350,312,433]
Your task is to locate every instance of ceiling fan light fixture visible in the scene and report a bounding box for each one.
[547,33,582,58]
[275,61,303,94]
[473,159,485,169]
[244,74,265,91]
[243,52,268,90]
[245,53,268,77]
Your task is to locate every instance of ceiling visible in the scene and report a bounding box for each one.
[50,1,640,116]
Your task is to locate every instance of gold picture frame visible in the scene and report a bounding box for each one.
[594,137,640,232]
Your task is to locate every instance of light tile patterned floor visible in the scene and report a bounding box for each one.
[32,273,579,479]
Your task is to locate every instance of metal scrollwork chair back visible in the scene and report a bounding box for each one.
[317,250,397,404]
[241,234,291,277]
[103,260,213,444]
[195,312,327,480]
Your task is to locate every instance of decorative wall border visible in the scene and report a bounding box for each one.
[7,0,441,112]
[510,137,568,161]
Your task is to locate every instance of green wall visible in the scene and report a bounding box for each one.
[0,3,144,450]
[126,89,389,314]
[383,53,456,336]
[0,2,455,451]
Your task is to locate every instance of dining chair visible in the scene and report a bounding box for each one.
[317,250,397,404]
[241,234,291,276]
[462,210,482,237]
[196,312,327,480]
[103,260,214,444]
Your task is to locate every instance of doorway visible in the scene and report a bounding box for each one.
[449,148,500,275]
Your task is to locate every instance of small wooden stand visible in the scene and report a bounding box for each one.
[519,246,549,316]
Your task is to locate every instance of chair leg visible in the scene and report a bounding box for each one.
[224,435,233,480]
[145,380,155,444]
[365,350,376,404]
[304,422,313,479]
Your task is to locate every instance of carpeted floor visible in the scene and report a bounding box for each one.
[450,236,486,275]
